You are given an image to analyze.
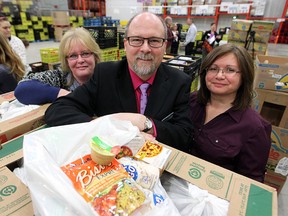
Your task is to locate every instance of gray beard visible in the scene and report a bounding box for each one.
[132,54,156,77]
[133,62,156,77]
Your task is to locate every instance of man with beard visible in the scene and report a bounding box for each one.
[45,12,193,152]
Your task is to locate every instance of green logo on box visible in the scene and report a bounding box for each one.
[188,168,201,179]
[206,175,223,190]
[0,185,17,196]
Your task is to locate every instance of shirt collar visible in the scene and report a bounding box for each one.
[128,66,157,90]
[226,108,244,123]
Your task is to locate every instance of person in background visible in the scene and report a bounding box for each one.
[0,32,25,94]
[189,43,271,182]
[15,28,101,104]
[45,12,193,152]
[170,23,180,55]
[0,13,30,73]
[184,18,197,56]
[202,23,222,59]
[164,16,173,54]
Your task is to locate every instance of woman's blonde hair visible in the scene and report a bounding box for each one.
[59,27,101,85]
[0,32,25,81]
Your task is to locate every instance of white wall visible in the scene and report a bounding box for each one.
[106,0,143,21]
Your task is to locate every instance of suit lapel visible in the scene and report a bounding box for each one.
[145,65,170,116]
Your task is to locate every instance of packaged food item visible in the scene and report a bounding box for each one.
[135,141,172,170]
[61,154,148,216]
[116,135,145,159]
[90,136,120,165]
[119,157,160,190]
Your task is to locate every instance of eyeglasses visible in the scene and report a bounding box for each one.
[206,65,240,76]
[66,51,94,61]
[126,36,166,48]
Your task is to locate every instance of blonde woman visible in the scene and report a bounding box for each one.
[0,32,25,94]
[15,28,101,104]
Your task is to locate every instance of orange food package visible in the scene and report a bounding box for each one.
[61,154,147,216]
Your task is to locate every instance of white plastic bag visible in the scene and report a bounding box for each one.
[0,99,39,122]
[161,172,229,216]
[22,116,139,216]
[21,116,180,216]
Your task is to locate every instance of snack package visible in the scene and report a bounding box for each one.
[118,157,181,216]
[119,157,160,190]
[61,154,149,216]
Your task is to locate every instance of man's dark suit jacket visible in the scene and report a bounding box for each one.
[45,59,193,152]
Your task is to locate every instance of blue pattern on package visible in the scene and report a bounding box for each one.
[123,164,138,181]
[153,193,164,205]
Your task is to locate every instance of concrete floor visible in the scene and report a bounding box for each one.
[26,40,288,216]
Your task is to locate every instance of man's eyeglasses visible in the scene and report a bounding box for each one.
[66,51,94,61]
[206,65,240,76]
[126,36,166,48]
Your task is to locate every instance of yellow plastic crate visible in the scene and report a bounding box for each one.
[40,48,60,63]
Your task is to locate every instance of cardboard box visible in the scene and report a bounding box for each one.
[254,55,288,92]
[220,2,233,12]
[54,26,71,42]
[0,91,15,104]
[0,125,47,168]
[251,20,275,32]
[0,104,49,145]
[265,170,287,193]
[163,144,278,216]
[230,19,253,31]
[248,50,266,60]
[0,166,34,215]
[263,126,288,192]
[52,11,70,26]
[253,89,288,129]
[227,40,246,47]
[248,42,267,52]
[228,29,248,42]
[254,31,271,43]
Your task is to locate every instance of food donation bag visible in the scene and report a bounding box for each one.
[21,116,180,216]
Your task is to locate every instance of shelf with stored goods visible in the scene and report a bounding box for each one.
[157,0,261,29]
[68,0,106,17]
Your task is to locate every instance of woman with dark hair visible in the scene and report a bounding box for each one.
[0,32,25,94]
[189,43,271,182]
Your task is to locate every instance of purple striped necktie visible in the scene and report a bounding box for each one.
[139,83,150,114]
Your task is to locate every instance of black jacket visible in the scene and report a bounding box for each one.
[45,59,193,152]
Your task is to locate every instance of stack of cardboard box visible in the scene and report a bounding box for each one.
[248,21,275,58]
[253,55,288,192]
[228,19,275,59]
[228,19,253,48]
